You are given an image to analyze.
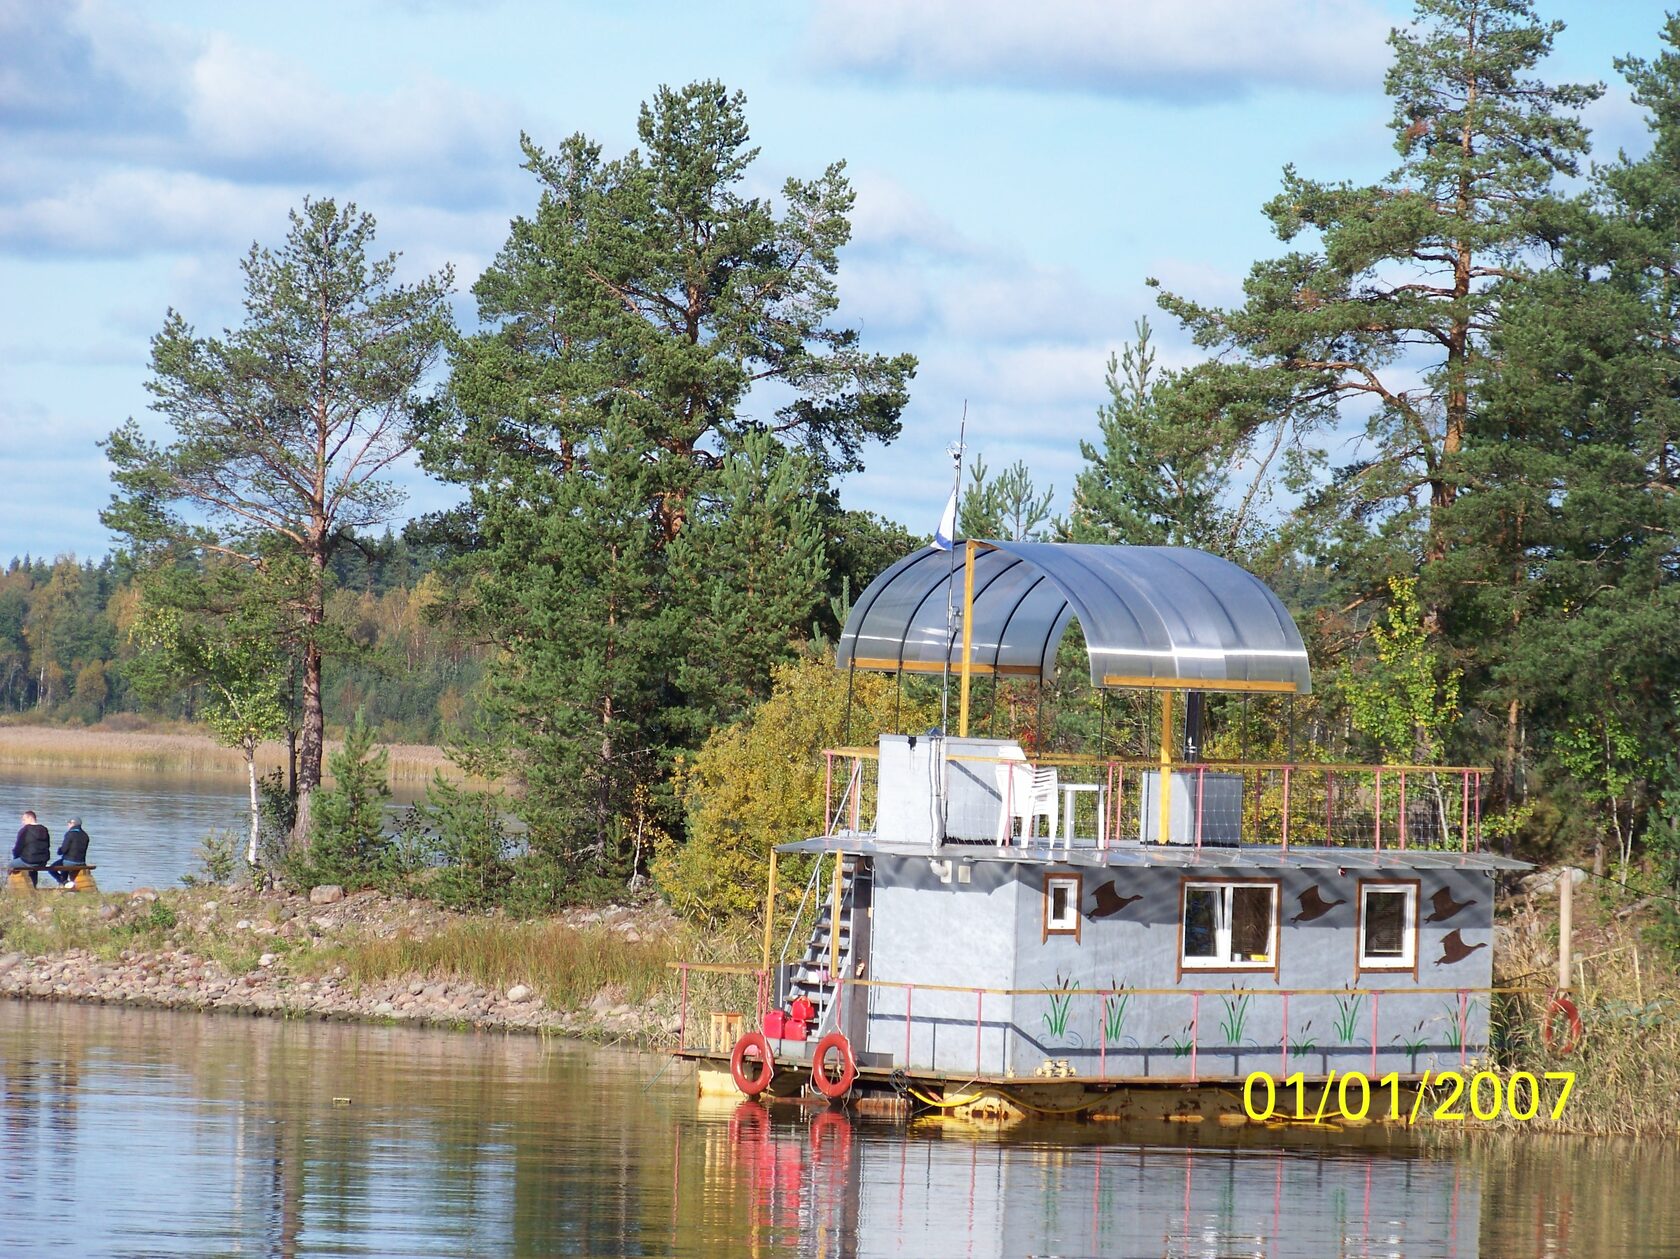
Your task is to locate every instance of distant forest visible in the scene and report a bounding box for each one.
[0,532,485,742]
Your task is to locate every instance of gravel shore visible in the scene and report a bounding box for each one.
[0,885,684,1046]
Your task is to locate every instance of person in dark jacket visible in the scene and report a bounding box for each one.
[13,811,51,886]
[48,818,90,886]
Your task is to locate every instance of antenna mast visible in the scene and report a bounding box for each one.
[940,405,967,735]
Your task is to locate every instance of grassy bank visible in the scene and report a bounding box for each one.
[0,884,756,1044]
[1485,882,1680,1137]
[0,721,466,784]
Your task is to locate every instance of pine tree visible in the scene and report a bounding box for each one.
[427,82,914,889]
[104,199,453,846]
[958,456,1053,541]
[1441,16,1680,849]
[1155,0,1601,602]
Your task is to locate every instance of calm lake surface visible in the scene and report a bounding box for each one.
[0,999,1675,1257]
[0,766,427,891]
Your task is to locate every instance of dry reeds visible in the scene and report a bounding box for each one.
[321,919,702,1011]
[0,722,468,784]
[1488,887,1680,1137]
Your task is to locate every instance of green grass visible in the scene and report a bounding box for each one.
[307,918,692,1009]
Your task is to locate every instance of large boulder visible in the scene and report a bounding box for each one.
[1522,866,1587,895]
[308,885,344,905]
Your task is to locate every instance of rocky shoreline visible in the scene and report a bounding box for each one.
[0,885,684,1046]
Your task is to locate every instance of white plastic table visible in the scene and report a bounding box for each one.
[1058,783,1106,848]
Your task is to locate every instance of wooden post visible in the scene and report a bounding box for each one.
[1157,689,1174,844]
[760,849,779,972]
[829,852,845,978]
[958,540,978,737]
[1558,872,1573,992]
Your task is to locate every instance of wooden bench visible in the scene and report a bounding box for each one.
[708,1010,744,1054]
[7,863,97,893]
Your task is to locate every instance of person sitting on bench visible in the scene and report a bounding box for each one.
[48,818,90,886]
[12,811,50,886]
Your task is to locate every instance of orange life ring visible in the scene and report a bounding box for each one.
[810,1031,857,1100]
[730,1031,776,1096]
[1541,991,1583,1054]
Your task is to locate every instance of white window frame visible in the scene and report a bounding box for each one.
[1180,880,1278,970]
[1357,881,1418,971]
[1044,873,1082,940]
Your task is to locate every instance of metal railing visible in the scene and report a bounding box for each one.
[821,747,1489,852]
[670,963,1551,1084]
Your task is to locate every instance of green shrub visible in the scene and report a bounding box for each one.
[290,714,394,889]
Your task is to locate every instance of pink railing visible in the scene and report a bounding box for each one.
[822,749,1488,852]
[670,964,1549,1084]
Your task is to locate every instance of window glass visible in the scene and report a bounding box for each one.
[1046,875,1080,934]
[1360,884,1415,967]
[1364,891,1407,958]
[1183,888,1218,958]
[1230,887,1273,961]
[1181,883,1275,967]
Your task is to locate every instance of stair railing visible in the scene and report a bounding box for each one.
[827,757,863,836]
[777,851,829,972]
[812,937,854,1041]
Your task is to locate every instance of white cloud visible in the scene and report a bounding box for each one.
[938,265,1123,343]
[808,0,1393,102]
[182,36,519,192]
[0,169,294,255]
[838,259,935,333]
[846,169,977,256]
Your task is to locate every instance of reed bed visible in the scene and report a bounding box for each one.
[315,917,741,1012]
[1485,890,1680,1137]
[0,722,466,783]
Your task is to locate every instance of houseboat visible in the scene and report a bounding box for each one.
[674,541,1532,1123]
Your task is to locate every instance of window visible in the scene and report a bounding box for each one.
[1181,881,1277,970]
[1358,882,1418,971]
[1044,873,1082,940]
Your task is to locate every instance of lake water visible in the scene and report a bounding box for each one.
[0,766,427,891]
[0,999,1674,1257]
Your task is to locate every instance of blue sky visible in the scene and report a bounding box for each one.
[0,0,1665,562]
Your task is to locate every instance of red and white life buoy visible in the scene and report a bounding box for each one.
[1541,991,1583,1054]
[730,1031,776,1096]
[810,1031,857,1100]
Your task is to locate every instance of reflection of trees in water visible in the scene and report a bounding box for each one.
[680,1110,1486,1258]
[1476,1140,1680,1259]
[3,1003,1674,1257]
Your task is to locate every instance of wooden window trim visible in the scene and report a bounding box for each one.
[1042,872,1082,942]
[1355,878,1420,979]
[1176,876,1281,981]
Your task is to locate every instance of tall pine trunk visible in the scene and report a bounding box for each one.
[293,546,327,849]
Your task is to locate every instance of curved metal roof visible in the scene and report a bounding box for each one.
[836,541,1312,694]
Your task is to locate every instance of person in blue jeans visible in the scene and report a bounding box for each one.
[49,818,90,885]
[12,811,51,886]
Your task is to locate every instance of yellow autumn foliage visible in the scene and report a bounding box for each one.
[654,649,936,924]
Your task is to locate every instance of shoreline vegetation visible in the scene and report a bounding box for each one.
[0,721,469,784]
[0,880,1671,1138]
[0,885,738,1047]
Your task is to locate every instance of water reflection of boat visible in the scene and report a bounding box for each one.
[693,1101,1479,1258]
[675,543,1537,1123]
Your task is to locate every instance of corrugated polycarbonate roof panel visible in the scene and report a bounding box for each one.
[775,836,1532,872]
[837,541,1312,693]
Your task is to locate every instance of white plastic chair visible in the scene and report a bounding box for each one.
[995,761,1058,845]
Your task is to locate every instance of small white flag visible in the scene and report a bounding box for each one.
[932,483,958,551]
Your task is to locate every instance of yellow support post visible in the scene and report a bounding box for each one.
[829,853,845,977]
[760,849,779,972]
[1157,689,1174,845]
[958,540,978,737]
